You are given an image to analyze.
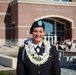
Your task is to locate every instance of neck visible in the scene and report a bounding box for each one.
[32,39,42,45]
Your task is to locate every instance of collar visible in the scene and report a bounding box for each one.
[32,41,42,48]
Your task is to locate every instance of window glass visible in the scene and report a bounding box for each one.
[53,0,60,1]
[52,0,69,2]
[62,0,68,1]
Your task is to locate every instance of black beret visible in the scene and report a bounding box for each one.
[30,20,45,34]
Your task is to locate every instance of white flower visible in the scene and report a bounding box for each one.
[25,40,51,65]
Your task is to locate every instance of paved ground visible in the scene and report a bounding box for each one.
[0,47,18,56]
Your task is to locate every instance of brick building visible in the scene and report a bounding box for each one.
[0,0,76,46]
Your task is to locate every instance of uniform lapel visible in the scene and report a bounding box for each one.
[39,42,45,55]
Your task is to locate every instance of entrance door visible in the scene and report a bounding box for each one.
[56,22,65,43]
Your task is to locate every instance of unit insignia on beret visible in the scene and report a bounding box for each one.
[38,20,42,26]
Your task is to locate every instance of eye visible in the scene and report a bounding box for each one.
[39,30,43,33]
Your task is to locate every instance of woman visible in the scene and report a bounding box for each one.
[66,39,72,51]
[16,20,61,75]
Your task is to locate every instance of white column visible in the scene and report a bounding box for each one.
[54,21,57,44]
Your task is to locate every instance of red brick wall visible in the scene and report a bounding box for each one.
[72,29,76,38]
[16,3,76,39]
[72,0,76,2]
[0,1,11,39]
[11,3,18,26]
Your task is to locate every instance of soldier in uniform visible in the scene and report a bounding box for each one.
[16,20,61,75]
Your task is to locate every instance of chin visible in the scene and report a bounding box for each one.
[35,39,41,42]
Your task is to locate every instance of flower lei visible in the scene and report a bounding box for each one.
[25,40,51,65]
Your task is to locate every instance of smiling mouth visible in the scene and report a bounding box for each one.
[35,37,40,39]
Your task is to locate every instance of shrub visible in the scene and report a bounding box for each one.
[0,71,16,75]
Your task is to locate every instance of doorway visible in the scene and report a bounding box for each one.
[43,19,65,44]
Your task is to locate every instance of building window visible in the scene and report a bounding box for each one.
[42,19,65,44]
[62,0,69,2]
[50,0,69,2]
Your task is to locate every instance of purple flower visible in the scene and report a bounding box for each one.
[24,39,29,44]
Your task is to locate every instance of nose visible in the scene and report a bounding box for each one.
[37,31,40,35]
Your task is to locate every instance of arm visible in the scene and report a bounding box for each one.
[16,46,26,75]
[51,46,61,75]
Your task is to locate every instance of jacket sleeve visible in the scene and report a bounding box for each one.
[51,46,61,75]
[16,46,26,75]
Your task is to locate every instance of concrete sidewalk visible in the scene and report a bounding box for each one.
[0,47,19,56]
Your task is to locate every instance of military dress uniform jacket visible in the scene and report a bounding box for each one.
[16,45,61,75]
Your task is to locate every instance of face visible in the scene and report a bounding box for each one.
[32,27,45,44]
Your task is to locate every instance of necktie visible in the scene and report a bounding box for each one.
[35,46,40,53]
[35,45,44,55]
